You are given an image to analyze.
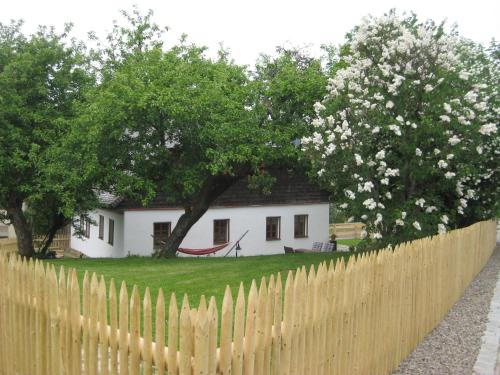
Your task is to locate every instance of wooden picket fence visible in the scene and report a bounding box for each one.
[0,238,18,256]
[329,222,365,239]
[0,220,497,375]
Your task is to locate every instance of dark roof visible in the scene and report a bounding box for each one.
[97,191,123,208]
[118,171,330,210]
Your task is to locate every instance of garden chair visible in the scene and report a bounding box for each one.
[312,242,323,252]
[322,242,335,252]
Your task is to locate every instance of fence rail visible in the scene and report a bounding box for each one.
[0,221,497,375]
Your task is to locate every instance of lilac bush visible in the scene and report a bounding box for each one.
[302,11,499,247]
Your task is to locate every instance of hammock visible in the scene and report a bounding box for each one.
[177,243,229,256]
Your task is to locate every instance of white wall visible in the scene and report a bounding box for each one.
[0,210,17,238]
[71,209,124,257]
[8,224,16,238]
[124,203,329,257]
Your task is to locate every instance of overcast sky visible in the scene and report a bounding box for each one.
[2,0,499,66]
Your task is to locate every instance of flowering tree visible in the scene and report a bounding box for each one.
[301,11,499,248]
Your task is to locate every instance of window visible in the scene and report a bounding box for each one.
[80,215,90,238]
[98,215,104,240]
[266,217,281,240]
[213,219,229,244]
[108,219,114,246]
[153,222,171,248]
[294,215,308,238]
[85,218,91,238]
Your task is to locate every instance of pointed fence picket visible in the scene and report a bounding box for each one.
[0,220,497,375]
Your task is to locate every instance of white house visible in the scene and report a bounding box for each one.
[70,172,330,257]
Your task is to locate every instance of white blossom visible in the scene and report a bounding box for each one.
[437,160,448,169]
[375,150,386,160]
[385,168,399,177]
[415,148,422,156]
[474,102,487,112]
[412,221,422,231]
[464,90,477,103]
[373,232,383,239]
[441,215,449,224]
[386,100,394,109]
[415,198,426,207]
[388,124,402,136]
[424,84,433,92]
[374,213,383,225]
[443,103,452,113]
[355,154,364,166]
[445,172,456,179]
[466,189,476,199]
[385,192,392,199]
[440,115,451,123]
[438,224,447,234]
[425,206,437,213]
[479,123,497,136]
[358,181,375,192]
[448,135,461,145]
[395,219,404,226]
[381,178,389,185]
[339,203,348,209]
[459,71,470,80]
[313,102,326,113]
[363,198,377,210]
[345,190,356,200]
[401,211,407,219]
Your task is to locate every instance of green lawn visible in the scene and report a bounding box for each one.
[337,238,363,247]
[48,252,352,309]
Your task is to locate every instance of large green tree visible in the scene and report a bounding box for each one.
[85,12,327,257]
[0,21,95,257]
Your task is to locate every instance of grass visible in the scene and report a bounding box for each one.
[47,252,352,309]
[337,238,363,247]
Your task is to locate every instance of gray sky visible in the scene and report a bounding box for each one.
[2,0,500,66]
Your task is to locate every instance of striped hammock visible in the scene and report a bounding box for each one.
[177,243,229,256]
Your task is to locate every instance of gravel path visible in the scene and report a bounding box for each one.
[392,245,500,375]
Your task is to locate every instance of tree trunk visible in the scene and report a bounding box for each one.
[7,198,34,258]
[158,206,210,258]
[38,213,68,255]
[156,174,243,258]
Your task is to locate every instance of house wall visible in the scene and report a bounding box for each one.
[123,203,329,257]
[70,209,124,257]
[0,210,17,238]
[8,225,16,238]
